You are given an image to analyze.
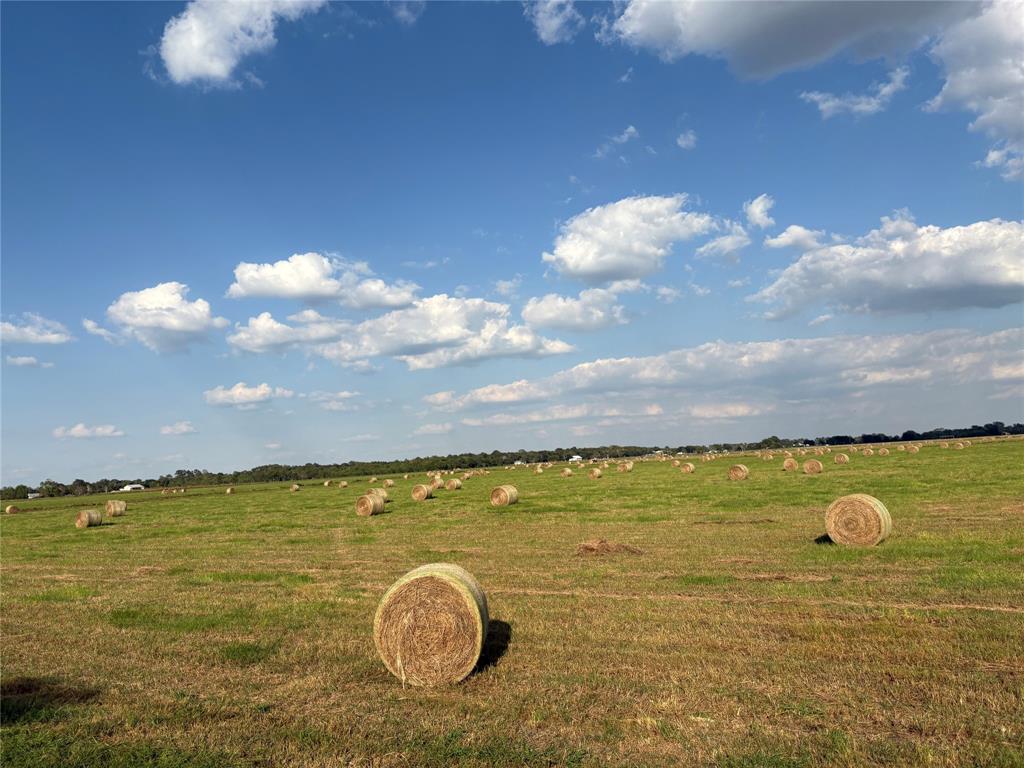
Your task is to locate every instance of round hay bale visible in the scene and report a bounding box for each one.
[403,474,410,480]
[356,494,385,517]
[764,453,773,461]
[75,509,102,529]
[835,453,850,464]
[728,464,749,481]
[672,459,681,467]
[803,459,823,475]
[383,478,395,488]
[897,445,906,452]
[5,505,20,515]
[589,468,602,479]
[369,476,378,484]
[412,484,433,502]
[105,499,127,517]
[907,445,919,454]
[534,467,544,475]
[369,488,390,503]
[825,447,832,453]
[862,448,874,457]
[226,487,234,495]
[560,468,573,477]
[941,442,949,448]
[680,462,695,474]
[625,461,634,471]
[490,485,518,506]
[878,448,890,456]
[431,477,445,490]
[324,480,332,487]
[782,458,798,472]
[954,442,965,449]
[964,440,973,447]
[161,489,169,496]
[339,481,348,488]
[445,479,463,491]
[373,563,488,686]
[290,484,300,492]
[825,494,892,547]
[783,451,792,458]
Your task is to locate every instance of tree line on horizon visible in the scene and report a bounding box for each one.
[3,421,1019,500]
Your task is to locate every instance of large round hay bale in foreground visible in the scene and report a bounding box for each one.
[680,462,695,474]
[589,468,602,479]
[373,563,488,686]
[75,509,102,529]
[728,464,749,481]
[835,453,850,464]
[825,494,892,547]
[356,494,385,517]
[5,505,20,515]
[105,499,127,517]
[445,479,463,491]
[490,485,518,506]
[782,458,798,472]
[411,484,433,502]
[803,459,823,475]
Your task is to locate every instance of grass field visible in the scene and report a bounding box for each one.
[2,441,1023,767]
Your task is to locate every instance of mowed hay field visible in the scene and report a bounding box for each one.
[2,442,1023,768]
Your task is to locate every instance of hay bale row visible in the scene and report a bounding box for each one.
[490,485,518,506]
[825,494,891,546]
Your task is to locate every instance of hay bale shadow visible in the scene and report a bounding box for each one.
[814,533,834,545]
[475,620,511,673]
[0,676,101,724]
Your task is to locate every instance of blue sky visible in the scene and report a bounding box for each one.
[2,0,1022,484]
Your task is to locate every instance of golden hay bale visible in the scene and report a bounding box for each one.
[835,453,850,464]
[384,479,395,488]
[75,509,102,529]
[963,440,973,447]
[412,484,433,502]
[672,460,681,467]
[907,445,919,454]
[356,494,385,517]
[105,499,127,517]
[290,484,300,492]
[490,485,518,506]
[369,476,378,484]
[589,468,602,479]
[431,477,445,490]
[226,487,234,495]
[783,451,792,458]
[897,445,906,452]
[878,447,890,456]
[369,488,390,503]
[825,447,832,453]
[534,467,544,475]
[954,442,965,449]
[862,448,874,457]
[445,479,463,491]
[625,461,634,471]
[941,442,949,448]
[798,449,807,456]
[764,454,774,461]
[825,494,892,547]
[403,474,410,480]
[339,481,348,488]
[782,458,798,472]
[5,505,20,515]
[728,464,749,481]
[373,563,488,686]
[680,462,695,474]
[803,459,823,475]
[161,489,169,496]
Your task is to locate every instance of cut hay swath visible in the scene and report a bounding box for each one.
[5,505,20,515]
[803,459,823,475]
[782,458,798,472]
[728,464,749,481]
[680,462,695,474]
[589,468,602,479]
[356,494,385,517]
[825,494,892,546]
[105,499,127,517]
[411,484,433,502]
[445,479,463,491]
[490,485,519,507]
[373,563,488,686]
[75,509,102,529]
[835,453,850,464]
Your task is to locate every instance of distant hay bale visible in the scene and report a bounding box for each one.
[403,474,410,480]
[339,481,348,488]
[798,449,807,456]
[878,448,890,456]
[5,505,20,515]
[672,460,681,467]
[908,445,919,454]
[680,462,695,474]
[324,480,332,487]
[75,509,102,529]
[431,477,445,490]
[369,476,378,484]
[373,563,488,686]
[625,461,634,471]
[226,487,234,495]
[783,451,792,458]
[369,488,390,503]
[862,448,874,456]
[764,454,774,461]
[825,494,892,547]
[384,479,395,488]
[835,453,850,464]
[535,467,544,475]
[897,445,906,452]
[783,458,798,472]
[445,479,463,491]
[728,464,749,481]
[490,485,518,506]
[356,494,385,517]
[105,499,127,517]
[290,484,300,492]
[825,447,832,453]
[954,442,965,449]
[803,459,823,475]
[560,468,573,477]
[964,440,973,447]
[941,442,949,448]
[161,490,169,496]
[589,468,602,479]
[412,484,433,502]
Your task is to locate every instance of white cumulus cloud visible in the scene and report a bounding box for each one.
[524,0,584,45]
[204,381,294,407]
[743,193,775,229]
[54,423,125,439]
[1,313,73,344]
[106,282,228,352]
[5,355,53,368]
[695,221,751,261]
[160,420,198,435]
[801,66,909,118]
[764,224,826,251]
[675,129,697,150]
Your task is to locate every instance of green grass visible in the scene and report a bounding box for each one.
[2,439,1023,767]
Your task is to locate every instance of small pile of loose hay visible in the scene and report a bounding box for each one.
[576,539,643,556]
[290,484,300,492]
[803,459,823,475]
[339,481,349,488]
[825,494,892,547]
[490,485,518,506]
[373,563,488,686]
[384,479,395,488]
[835,453,850,464]
[445,479,463,491]
[75,509,102,529]
[862,448,874,456]
[589,468,602,479]
[782,458,798,472]
[680,462,695,474]
[878,448,890,456]
[412,484,433,502]
[356,494,385,517]
[728,464,749,481]
[226,487,234,495]
[561,468,573,477]
[105,499,127,517]
[5,505,20,515]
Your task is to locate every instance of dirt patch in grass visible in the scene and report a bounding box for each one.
[576,539,643,556]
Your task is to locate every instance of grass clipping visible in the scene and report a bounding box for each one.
[373,563,489,686]
[825,494,892,547]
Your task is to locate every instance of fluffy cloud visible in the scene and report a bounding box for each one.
[5,355,53,368]
[160,421,197,435]
[82,318,120,344]
[227,252,418,309]
[389,1,426,25]
[607,1,973,78]
[53,423,125,439]
[524,0,585,45]
[695,221,751,261]
[413,422,453,435]
[751,211,1024,318]
[802,66,909,118]
[106,282,228,352]
[159,0,326,86]
[494,276,522,297]
[743,194,775,228]
[764,225,825,251]
[228,310,349,353]
[1,313,72,344]
[675,129,698,150]
[203,381,294,407]
[927,1,1024,180]
[594,125,639,158]
[543,194,715,281]
[522,287,628,331]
